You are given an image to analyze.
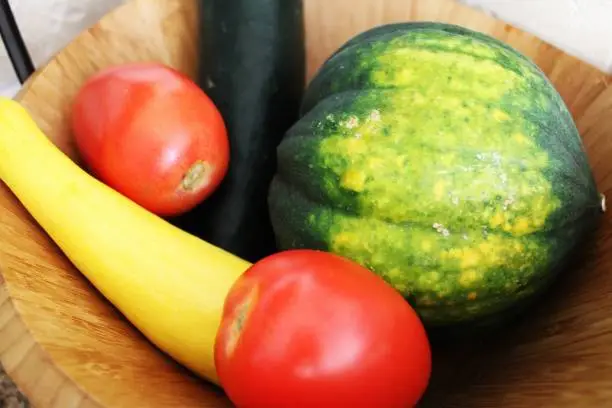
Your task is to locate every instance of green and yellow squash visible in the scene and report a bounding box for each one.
[267,22,604,327]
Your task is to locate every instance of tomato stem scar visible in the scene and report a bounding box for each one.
[180,160,212,192]
[225,284,259,357]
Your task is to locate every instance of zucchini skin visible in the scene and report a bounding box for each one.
[175,0,306,262]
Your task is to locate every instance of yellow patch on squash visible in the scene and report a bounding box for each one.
[459,269,482,286]
[341,169,366,192]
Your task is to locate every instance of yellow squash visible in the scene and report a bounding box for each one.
[0,97,252,384]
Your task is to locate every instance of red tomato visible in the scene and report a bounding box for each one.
[71,62,229,216]
[215,249,432,408]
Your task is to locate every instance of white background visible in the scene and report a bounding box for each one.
[0,0,125,96]
[1,0,611,96]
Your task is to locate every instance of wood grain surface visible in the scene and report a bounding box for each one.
[1,0,612,406]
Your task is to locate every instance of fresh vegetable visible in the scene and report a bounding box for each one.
[268,22,605,327]
[71,62,230,217]
[0,97,250,384]
[215,249,432,408]
[173,0,305,262]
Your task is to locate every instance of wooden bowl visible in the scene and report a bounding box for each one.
[2,0,612,406]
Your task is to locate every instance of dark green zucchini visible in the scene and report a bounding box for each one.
[173,0,305,262]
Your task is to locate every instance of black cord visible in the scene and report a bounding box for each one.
[0,0,34,84]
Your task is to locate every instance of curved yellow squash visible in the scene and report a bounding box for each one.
[0,98,252,384]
